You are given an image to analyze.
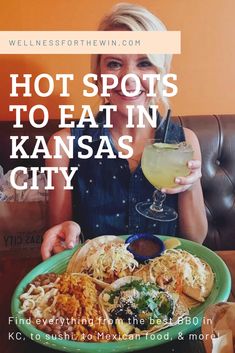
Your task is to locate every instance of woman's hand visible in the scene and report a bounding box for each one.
[161,159,202,194]
[41,221,81,260]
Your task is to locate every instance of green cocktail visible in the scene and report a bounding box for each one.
[136,142,194,221]
[142,143,193,189]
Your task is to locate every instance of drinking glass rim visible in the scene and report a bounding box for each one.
[144,140,193,152]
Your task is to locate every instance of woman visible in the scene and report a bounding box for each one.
[41,3,207,260]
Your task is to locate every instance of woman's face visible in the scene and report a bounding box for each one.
[99,54,157,118]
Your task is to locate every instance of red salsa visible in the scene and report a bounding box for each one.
[128,238,161,257]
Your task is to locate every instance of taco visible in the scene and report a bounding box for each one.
[150,249,214,304]
[67,235,139,286]
[182,259,214,302]
[99,276,189,336]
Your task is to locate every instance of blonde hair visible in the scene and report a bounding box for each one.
[91,2,172,114]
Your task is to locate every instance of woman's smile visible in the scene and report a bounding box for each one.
[113,89,145,100]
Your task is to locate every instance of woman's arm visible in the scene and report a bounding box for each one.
[161,128,208,243]
[41,128,81,260]
[178,128,208,243]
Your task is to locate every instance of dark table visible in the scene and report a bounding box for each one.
[1,248,234,353]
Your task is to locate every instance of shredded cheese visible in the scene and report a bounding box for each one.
[150,249,208,295]
[81,242,139,282]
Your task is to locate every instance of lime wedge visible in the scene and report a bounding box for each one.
[153,143,179,149]
[164,237,181,249]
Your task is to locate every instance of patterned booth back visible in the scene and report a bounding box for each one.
[173,115,235,250]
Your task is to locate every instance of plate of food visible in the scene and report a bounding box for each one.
[11,235,231,353]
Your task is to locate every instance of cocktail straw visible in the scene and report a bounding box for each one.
[163,109,171,143]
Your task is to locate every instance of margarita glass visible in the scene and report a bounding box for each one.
[136,141,194,221]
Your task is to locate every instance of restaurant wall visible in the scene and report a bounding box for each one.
[0,0,234,120]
